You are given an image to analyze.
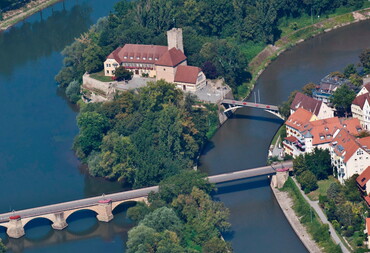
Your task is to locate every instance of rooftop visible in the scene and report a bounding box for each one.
[107,44,169,64]
[352,93,370,109]
[174,65,201,84]
[291,92,322,116]
[356,166,370,188]
[155,47,187,67]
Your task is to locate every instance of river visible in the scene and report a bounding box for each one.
[0,0,369,252]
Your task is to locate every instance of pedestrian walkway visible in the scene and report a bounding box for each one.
[292,178,351,253]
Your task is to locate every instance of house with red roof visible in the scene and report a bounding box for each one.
[352,92,370,130]
[330,129,370,183]
[103,28,206,93]
[365,218,370,248]
[356,82,370,97]
[290,92,334,120]
[283,108,362,158]
[356,166,370,195]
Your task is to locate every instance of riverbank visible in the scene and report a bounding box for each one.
[242,7,370,101]
[271,183,322,253]
[0,0,61,31]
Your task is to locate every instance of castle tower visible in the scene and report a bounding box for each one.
[167,28,184,53]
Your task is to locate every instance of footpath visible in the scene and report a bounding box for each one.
[291,178,351,253]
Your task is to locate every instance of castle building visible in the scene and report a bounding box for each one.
[103,28,206,92]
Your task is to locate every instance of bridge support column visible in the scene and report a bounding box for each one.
[7,217,25,239]
[271,170,289,188]
[96,201,113,222]
[52,212,68,230]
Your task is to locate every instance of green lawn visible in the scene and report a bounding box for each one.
[90,71,113,82]
[307,176,338,201]
[271,124,285,147]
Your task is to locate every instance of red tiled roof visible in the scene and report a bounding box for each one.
[290,92,322,116]
[308,117,341,145]
[107,44,168,64]
[155,47,187,67]
[352,93,370,109]
[285,108,315,132]
[364,82,370,92]
[365,197,370,208]
[359,136,370,152]
[284,136,298,143]
[331,129,361,163]
[174,65,201,84]
[357,166,370,188]
[340,118,362,135]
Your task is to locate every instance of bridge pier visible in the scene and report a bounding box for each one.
[51,212,68,230]
[271,169,289,188]
[96,201,113,222]
[7,217,25,239]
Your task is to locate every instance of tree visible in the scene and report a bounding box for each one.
[349,73,362,88]
[202,61,219,79]
[140,207,183,233]
[343,64,357,78]
[0,240,6,253]
[114,66,133,81]
[298,170,318,193]
[331,85,356,117]
[360,48,370,74]
[203,237,231,253]
[74,112,109,158]
[279,90,298,119]
[157,170,214,204]
[302,82,316,96]
[65,80,81,103]
[327,182,342,202]
[82,43,105,73]
[126,224,158,253]
[357,130,370,138]
[343,175,362,202]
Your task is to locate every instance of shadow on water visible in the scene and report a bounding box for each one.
[213,177,269,200]
[0,3,92,78]
[233,113,284,124]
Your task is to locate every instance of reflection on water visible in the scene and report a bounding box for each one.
[0,3,92,78]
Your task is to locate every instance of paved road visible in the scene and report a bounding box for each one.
[0,161,293,224]
[221,99,279,111]
[292,178,350,253]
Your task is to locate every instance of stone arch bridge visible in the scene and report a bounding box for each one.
[0,161,292,239]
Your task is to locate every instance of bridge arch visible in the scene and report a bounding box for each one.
[23,216,54,229]
[112,200,138,215]
[65,208,99,222]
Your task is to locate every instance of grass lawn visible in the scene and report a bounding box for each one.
[271,124,285,147]
[90,71,113,82]
[307,176,338,201]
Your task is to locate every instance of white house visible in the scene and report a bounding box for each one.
[352,93,370,130]
[330,129,370,183]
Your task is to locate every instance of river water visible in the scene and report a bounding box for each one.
[0,0,369,252]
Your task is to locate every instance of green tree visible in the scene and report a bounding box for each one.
[157,170,214,203]
[327,182,343,202]
[74,112,109,158]
[82,43,105,73]
[203,237,231,253]
[343,64,357,78]
[343,175,362,202]
[126,224,158,253]
[298,170,318,193]
[279,90,298,119]
[0,240,6,253]
[140,207,182,233]
[302,82,316,96]
[127,202,151,222]
[349,73,362,88]
[331,85,356,117]
[65,80,81,103]
[360,48,370,74]
[114,66,133,81]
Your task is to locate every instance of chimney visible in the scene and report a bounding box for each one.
[167,28,184,52]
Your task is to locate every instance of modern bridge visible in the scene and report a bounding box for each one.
[0,161,292,239]
[221,99,284,120]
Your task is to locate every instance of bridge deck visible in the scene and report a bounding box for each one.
[222,99,279,111]
[0,161,292,223]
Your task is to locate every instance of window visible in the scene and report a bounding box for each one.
[137,57,140,60]
[149,57,152,60]
[357,150,364,155]
[130,56,133,59]
[124,56,127,59]
[106,70,109,74]
[143,57,146,60]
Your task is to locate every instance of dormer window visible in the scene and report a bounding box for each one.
[130,56,133,59]
[320,135,324,140]
[143,57,146,60]
[149,57,152,60]
[124,56,127,59]
[325,127,329,131]
[137,57,140,60]
[155,58,158,60]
